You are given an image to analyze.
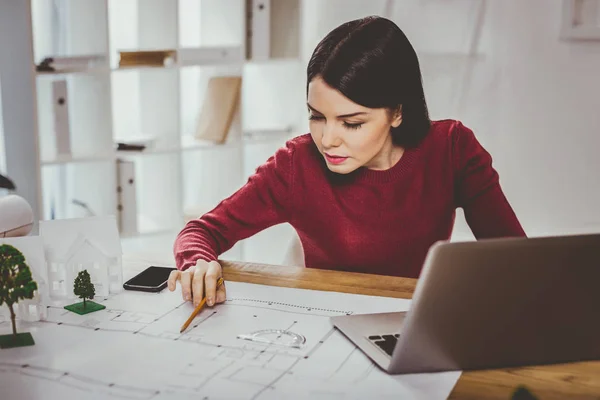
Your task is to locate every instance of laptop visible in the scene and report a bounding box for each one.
[330,233,600,374]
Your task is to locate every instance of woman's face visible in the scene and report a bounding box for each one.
[307,76,403,174]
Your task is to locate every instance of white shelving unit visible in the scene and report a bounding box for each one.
[29,0,306,262]
[561,0,600,40]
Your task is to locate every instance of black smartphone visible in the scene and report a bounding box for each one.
[123,266,177,292]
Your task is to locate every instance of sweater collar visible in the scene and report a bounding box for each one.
[352,145,420,184]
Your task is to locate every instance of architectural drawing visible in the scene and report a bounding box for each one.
[39,216,123,299]
[0,281,461,399]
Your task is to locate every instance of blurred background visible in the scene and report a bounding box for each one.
[1,0,599,266]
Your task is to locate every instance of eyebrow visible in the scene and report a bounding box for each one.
[307,103,368,119]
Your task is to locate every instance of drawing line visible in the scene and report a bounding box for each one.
[304,327,337,359]
[46,320,145,335]
[224,302,349,317]
[224,366,246,380]
[329,347,357,379]
[182,310,218,338]
[196,359,236,391]
[251,358,302,400]
[354,362,376,383]
[226,298,352,314]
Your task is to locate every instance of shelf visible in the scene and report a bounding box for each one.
[114,136,236,158]
[113,46,245,70]
[114,131,294,157]
[115,137,180,157]
[111,64,179,73]
[41,153,115,166]
[37,132,285,163]
[36,66,110,77]
[112,62,243,72]
[35,46,245,76]
[28,0,303,262]
[177,45,244,67]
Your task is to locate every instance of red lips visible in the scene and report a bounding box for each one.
[324,153,348,165]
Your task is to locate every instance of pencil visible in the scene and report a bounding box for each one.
[179,277,224,333]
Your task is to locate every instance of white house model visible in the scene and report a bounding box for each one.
[40,215,123,300]
[17,290,47,322]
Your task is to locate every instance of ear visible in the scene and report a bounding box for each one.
[390,105,402,128]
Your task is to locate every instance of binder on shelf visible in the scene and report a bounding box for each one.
[246,0,300,60]
[195,76,242,144]
[118,50,176,67]
[248,0,271,60]
[52,80,71,157]
[116,159,138,236]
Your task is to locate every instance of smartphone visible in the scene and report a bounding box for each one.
[123,266,177,292]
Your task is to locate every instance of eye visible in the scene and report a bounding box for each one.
[308,114,324,121]
[343,121,363,130]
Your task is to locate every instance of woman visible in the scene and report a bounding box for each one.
[168,16,526,307]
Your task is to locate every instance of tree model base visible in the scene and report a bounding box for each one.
[0,332,35,349]
[64,301,106,315]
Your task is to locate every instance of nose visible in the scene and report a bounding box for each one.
[321,123,342,149]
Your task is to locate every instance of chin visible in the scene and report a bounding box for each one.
[325,162,357,175]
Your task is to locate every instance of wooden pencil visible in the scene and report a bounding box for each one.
[179,277,224,333]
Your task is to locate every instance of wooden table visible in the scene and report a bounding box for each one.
[220,260,600,400]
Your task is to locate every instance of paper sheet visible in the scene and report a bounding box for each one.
[0,280,461,399]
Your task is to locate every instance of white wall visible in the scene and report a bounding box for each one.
[299,0,600,240]
[0,78,5,174]
[0,0,42,223]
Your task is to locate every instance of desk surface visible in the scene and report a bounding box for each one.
[219,260,600,400]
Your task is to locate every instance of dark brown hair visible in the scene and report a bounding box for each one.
[307,16,431,147]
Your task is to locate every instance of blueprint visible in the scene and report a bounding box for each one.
[0,281,461,399]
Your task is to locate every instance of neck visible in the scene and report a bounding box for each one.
[366,137,404,171]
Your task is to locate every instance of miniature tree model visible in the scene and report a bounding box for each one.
[74,269,95,308]
[0,244,37,348]
[64,269,105,315]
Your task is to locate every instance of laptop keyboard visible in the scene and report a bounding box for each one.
[368,334,400,357]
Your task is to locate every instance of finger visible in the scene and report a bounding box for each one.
[168,270,180,291]
[204,261,221,306]
[216,281,227,303]
[192,262,208,307]
[180,270,193,302]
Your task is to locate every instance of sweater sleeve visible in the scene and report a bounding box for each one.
[452,122,526,238]
[173,142,296,271]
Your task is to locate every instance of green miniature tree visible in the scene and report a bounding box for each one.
[0,244,37,348]
[73,269,95,308]
[64,269,105,315]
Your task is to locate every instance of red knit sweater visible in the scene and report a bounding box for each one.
[174,120,526,278]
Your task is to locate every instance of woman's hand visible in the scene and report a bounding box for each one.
[168,260,226,307]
